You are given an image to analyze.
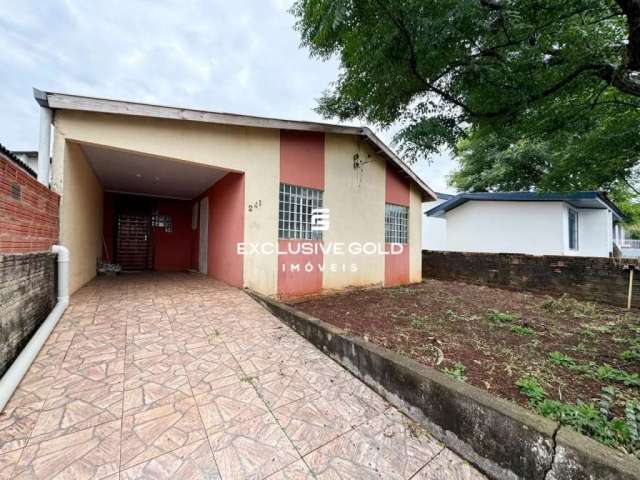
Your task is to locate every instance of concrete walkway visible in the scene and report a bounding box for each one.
[0,273,484,479]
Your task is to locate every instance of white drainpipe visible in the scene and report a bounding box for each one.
[0,245,70,411]
[37,106,52,186]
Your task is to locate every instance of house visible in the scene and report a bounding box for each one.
[425,191,624,258]
[32,89,435,297]
[11,150,39,174]
[421,192,453,250]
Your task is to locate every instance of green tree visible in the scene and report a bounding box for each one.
[292,0,640,194]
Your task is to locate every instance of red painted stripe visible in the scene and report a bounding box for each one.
[385,163,411,286]
[278,130,325,296]
[279,130,324,189]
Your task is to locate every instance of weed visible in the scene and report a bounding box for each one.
[620,345,640,362]
[485,309,519,324]
[511,325,535,336]
[548,351,576,368]
[442,362,467,382]
[516,381,640,457]
[540,295,596,318]
[239,375,256,384]
[549,352,640,388]
[515,375,546,403]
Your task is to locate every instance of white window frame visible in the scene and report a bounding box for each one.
[385,203,409,244]
[568,207,579,251]
[278,183,323,240]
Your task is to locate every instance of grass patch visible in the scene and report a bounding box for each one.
[511,325,536,336]
[540,294,597,318]
[547,351,640,387]
[485,309,519,324]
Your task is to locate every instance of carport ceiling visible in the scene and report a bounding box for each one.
[81,144,227,200]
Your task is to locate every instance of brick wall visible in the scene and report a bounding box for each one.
[423,250,640,309]
[0,152,60,253]
[0,252,56,377]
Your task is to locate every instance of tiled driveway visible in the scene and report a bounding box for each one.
[0,273,484,479]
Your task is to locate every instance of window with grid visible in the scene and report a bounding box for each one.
[385,203,408,243]
[568,208,578,250]
[151,211,173,233]
[279,183,323,240]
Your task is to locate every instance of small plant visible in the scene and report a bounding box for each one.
[515,375,547,404]
[548,351,576,368]
[620,345,640,362]
[485,309,519,324]
[239,375,256,384]
[594,364,640,387]
[511,325,535,336]
[442,362,467,382]
[516,380,640,457]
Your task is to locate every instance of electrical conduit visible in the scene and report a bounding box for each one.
[0,245,70,411]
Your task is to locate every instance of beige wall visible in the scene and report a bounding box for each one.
[409,183,423,282]
[54,111,280,295]
[52,110,426,295]
[323,134,386,289]
[55,140,103,293]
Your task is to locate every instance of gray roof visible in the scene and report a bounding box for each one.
[426,191,624,220]
[33,89,436,201]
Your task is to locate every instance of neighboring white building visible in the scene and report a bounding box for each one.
[424,192,625,258]
[422,192,452,250]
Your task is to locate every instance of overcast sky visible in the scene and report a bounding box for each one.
[0,0,456,193]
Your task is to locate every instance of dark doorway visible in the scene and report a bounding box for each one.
[116,214,153,270]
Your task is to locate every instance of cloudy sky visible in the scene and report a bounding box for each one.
[0,0,456,193]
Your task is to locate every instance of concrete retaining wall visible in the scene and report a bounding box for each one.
[248,290,640,480]
[0,252,56,377]
[422,250,640,309]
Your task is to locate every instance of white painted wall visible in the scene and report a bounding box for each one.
[440,201,614,257]
[422,199,447,250]
[564,208,612,257]
[445,201,566,255]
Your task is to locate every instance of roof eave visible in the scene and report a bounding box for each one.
[33,89,436,201]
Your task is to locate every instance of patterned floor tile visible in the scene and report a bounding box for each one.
[3,273,484,478]
[304,408,443,479]
[120,439,220,480]
[194,374,269,429]
[0,448,23,480]
[181,345,242,395]
[317,378,389,427]
[254,367,318,410]
[272,394,353,456]
[0,399,43,454]
[29,379,123,444]
[14,420,120,479]
[208,412,300,479]
[7,363,60,407]
[123,356,192,416]
[120,397,206,469]
[266,460,314,479]
[413,449,486,480]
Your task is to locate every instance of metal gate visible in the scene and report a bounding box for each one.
[116,214,152,270]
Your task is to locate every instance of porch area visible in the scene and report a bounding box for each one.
[0,273,483,479]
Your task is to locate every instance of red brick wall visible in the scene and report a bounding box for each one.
[0,153,59,253]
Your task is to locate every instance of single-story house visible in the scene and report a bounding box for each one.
[33,89,436,297]
[425,191,625,257]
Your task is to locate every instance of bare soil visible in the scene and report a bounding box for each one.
[290,279,640,410]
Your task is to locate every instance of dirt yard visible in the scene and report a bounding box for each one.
[290,279,640,455]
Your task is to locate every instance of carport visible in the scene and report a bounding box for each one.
[57,140,246,294]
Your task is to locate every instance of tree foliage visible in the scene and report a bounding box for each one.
[292,0,640,202]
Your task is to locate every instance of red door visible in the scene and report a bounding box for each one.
[116,214,152,270]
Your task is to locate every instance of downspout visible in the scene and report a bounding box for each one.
[34,88,52,187]
[0,245,70,411]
